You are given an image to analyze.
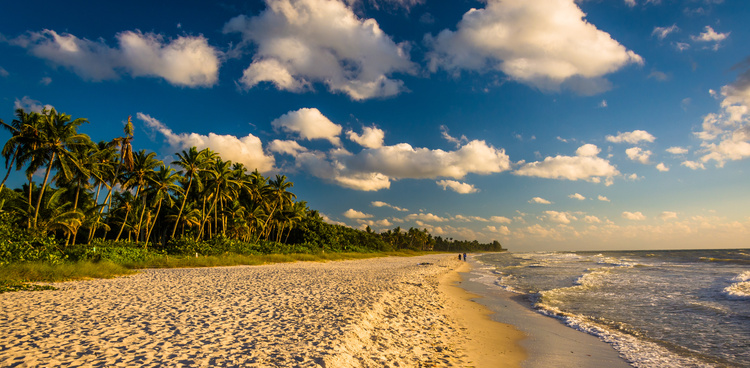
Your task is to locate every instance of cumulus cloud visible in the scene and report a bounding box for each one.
[490,216,512,224]
[652,24,678,40]
[545,210,575,224]
[569,193,586,200]
[666,146,688,155]
[597,195,610,202]
[223,0,416,100]
[287,111,511,191]
[626,147,652,164]
[404,213,448,222]
[656,163,669,172]
[371,201,408,211]
[271,108,342,145]
[691,26,729,43]
[425,0,643,94]
[436,179,479,194]
[694,59,750,166]
[345,140,512,179]
[681,160,705,170]
[11,29,220,87]
[14,96,54,113]
[138,113,275,172]
[267,139,308,156]
[347,126,385,148]
[529,197,552,204]
[343,208,373,219]
[622,211,646,220]
[660,211,678,220]
[584,215,601,223]
[485,225,511,235]
[514,144,619,185]
[606,130,656,144]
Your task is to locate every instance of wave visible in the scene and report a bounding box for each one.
[533,303,717,368]
[722,271,750,300]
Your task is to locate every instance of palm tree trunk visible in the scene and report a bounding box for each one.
[115,186,139,242]
[136,193,148,244]
[0,148,18,191]
[171,176,192,238]
[33,152,56,228]
[145,198,162,249]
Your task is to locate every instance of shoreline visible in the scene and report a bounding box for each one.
[438,261,527,367]
[458,256,633,368]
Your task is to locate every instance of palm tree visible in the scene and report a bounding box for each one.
[115,150,161,241]
[101,116,135,221]
[258,175,295,241]
[144,164,182,248]
[171,147,209,238]
[16,108,89,228]
[199,158,242,239]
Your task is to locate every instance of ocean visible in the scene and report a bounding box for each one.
[471,249,750,368]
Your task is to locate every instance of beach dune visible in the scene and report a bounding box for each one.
[0,255,524,367]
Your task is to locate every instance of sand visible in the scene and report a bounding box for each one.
[0,254,525,367]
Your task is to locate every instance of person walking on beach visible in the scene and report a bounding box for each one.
[458,254,462,260]
[463,253,467,261]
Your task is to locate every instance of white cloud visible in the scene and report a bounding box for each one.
[405,213,448,222]
[514,144,619,184]
[425,0,643,94]
[681,160,705,170]
[485,225,511,235]
[12,29,220,87]
[545,210,575,224]
[529,197,552,204]
[40,76,52,85]
[694,61,750,166]
[371,201,408,212]
[347,126,385,148]
[691,26,729,43]
[597,195,610,202]
[223,0,416,100]
[666,146,688,155]
[454,215,489,222]
[622,211,646,220]
[13,96,54,113]
[606,130,656,144]
[138,113,276,172]
[490,216,512,224]
[584,215,601,223]
[569,193,586,200]
[652,24,679,40]
[343,208,373,219]
[0,66,8,77]
[267,139,308,156]
[436,179,479,194]
[660,211,678,220]
[441,125,469,148]
[271,108,342,145]
[656,163,669,172]
[345,140,512,179]
[626,147,652,164]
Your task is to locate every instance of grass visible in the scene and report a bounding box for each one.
[0,250,432,293]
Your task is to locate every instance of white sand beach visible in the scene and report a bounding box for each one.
[0,255,524,367]
[0,254,630,367]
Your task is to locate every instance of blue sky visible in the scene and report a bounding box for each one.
[1,0,749,251]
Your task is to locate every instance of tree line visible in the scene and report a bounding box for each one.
[0,107,503,264]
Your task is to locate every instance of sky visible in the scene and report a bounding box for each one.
[1,0,749,251]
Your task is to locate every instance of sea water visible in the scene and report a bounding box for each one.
[472,250,750,368]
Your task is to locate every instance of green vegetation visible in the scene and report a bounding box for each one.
[0,108,504,292]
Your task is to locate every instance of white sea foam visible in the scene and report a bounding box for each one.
[573,269,611,289]
[534,306,715,368]
[723,271,750,299]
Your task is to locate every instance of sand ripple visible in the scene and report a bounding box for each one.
[0,255,466,367]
